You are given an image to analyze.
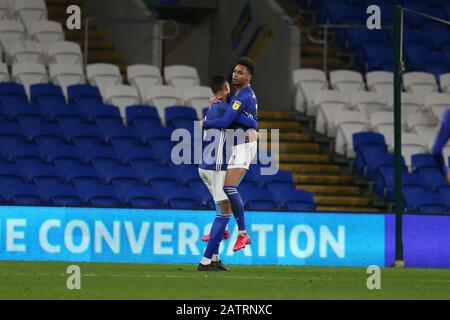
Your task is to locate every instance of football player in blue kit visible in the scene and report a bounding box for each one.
[432,108,450,184]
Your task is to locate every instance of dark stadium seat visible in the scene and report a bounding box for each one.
[189,180,215,209]
[0,120,26,144]
[134,125,173,145]
[0,182,43,205]
[39,142,82,163]
[19,118,64,142]
[94,163,142,187]
[97,124,141,146]
[126,105,162,128]
[36,181,83,206]
[353,132,388,176]
[55,161,102,186]
[17,161,63,185]
[170,164,202,185]
[375,169,428,202]
[239,186,279,210]
[0,142,42,162]
[132,163,179,188]
[259,170,295,190]
[78,144,119,166]
[437,185,450,209]
[149,140,176,165]
[114,184,161,208]
[366,152,406,181]
[417,167,449,191]
[411,153,438,174]
[30,83,66,107]
[404,190,448,214]
[43,103,87,124]
[277,189,315,211]
[76,183,122,207]
[157,186,201,209]
[67,84,103,106]
[114,144,158,166]
[81,103,123,127]
[345,29,388,51]
[0,161,24,184]
[61,122,104,146]
[2,102,44,122]
[0,82,28,105]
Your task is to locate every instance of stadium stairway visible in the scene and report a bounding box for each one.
[278,0,356,71]
[45,0,127,78]
[258,110,388,212]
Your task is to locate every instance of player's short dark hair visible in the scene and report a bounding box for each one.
[237,56,255,75]
[211,74,228,94]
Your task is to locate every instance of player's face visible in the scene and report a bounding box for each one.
[232,64,251,86]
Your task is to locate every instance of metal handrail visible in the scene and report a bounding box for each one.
[83,17,180,68]
[307,24,393,73]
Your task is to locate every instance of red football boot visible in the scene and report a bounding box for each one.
[201,229,230,242]
[233,233,251,251]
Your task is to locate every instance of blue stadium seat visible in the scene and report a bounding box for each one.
[81,103,123,127]
[437,185,450,209]
[114,184,161,208]
[353,132,388,176]
[114,144,158,166]
[76,183,122,207]
[135,125,173,145]
[39,142,82,164]
[30,83,65,107]
[404,190,448,214]
[0,182,43,205]
[239,186,279,210]
[375,169,427,201]
[78,144,119,166]
[277,189,315,211]
[17,161,63,185]
[43,103,86,125]
[126,105,161,128]
[97,124,141,147]
[345,29,388,51]
[149,140,176,165]
[189,180,215,209]
[0,142,42,162]
[259,170,295,190]
[61,122,104,146]
[0,161,23,184]
[67,84,103,106]
[55,161,102,186]
[18,118,64,142]
[411,153,438,174]
[132,163,179,188]
[359,43,393,71]
[165,106,198,133]
[405,44,448,72]
[366,152,406,181]
[417,167,449,191]
[0,83,28,105]
[238,166,260,188]
[94,163,142,187]
[156,186,201,209]
[0,120,26,146]
[170,164,202,185]
[36,181,82,206]
[2,102,44,122]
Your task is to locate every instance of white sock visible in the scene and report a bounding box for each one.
[200,257,212,265]
[212,254,219,262]
[239,230,247,235]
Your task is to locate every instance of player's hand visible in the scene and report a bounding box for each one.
[208,96,221,104]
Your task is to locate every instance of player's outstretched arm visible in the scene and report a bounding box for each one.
[432,123,450,178]
[203,100,244,129]
[236,113,257,129]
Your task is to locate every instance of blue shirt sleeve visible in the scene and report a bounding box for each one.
[236,113,257,128]
[203,100,245,129]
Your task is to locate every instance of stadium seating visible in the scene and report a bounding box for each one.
[125,105,161,127]
[47,41,83,66]
[127,64,163,100]
[49,63,86,98]
[183,86,212,119]
[314,89,348,137]
[292,68,328,115]
[334,110,368,157]
[144,85,183,124]
[7,40,44,65]
[164,65,200,89]
[103,85,140,118]
[28,20,64,47]
[86,63,123,97]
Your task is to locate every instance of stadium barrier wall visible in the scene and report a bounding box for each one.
[0,207,448,268]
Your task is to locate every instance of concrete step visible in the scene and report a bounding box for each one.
[314,196,373,207]
[295,174,354,185]
[316,206,382,213]
[263,142,320,153]
[297,185,362,196]
[281,163,342,174]
[65,29,107,41]
[258,121,301,130]
[280,154,330,163]
[258,111,295,121]
[276,132,312,142]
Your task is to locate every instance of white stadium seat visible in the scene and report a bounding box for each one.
[12,62,47,97]
[0,62,9,82]
[49,63,85,98]
[366,71,394,98]
[47,41,83,66]
[370,111,394,141]
[7,40,44,65]
[0,20,25,52]
[144,85,183,124]
[12,0,47,30]
[405,111,438,133]
[292,68,328,115]
[183,85,212,119]
[401,133,428,168]
[402,72,438,104]
[164,65,200,89]
[314,89,349,137]
[350,91,386,121]
[386,92,423,125]
[424,93,450,120]
[439,73,450,93]
[28,20,64,47]
[87,63,123,97]
[127,64,162,100]
[334,110,368,157]
[104,85,140,118]
[0,0,11,19]
[329,70,364,101]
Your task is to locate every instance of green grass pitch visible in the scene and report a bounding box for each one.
[0,261,449,300]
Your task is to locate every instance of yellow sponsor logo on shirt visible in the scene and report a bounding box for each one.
[232,101,241,110]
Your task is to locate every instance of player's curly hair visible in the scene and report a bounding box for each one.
[237,56,255,75]
[211,74,228,94]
